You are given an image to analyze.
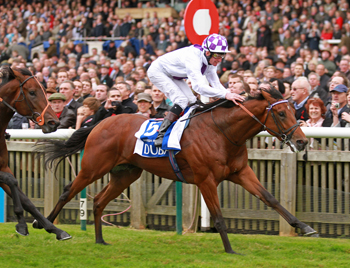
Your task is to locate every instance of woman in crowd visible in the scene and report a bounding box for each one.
[136,93,155,118]
[299,97,327,149]
[299,98,327,128]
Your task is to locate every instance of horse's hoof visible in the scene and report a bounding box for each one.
[16,224,29,236]
[32,219,44,229]
[302,226,317,236]
[309,233,319,238]
[56,231,72,241]
[96,241,111,245]
[226,249,242,255]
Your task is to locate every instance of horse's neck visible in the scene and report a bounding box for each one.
[0,108,15,134]
[0,81,19,133]
[223,100,268,145]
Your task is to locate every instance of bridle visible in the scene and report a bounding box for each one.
[0,75,50,126]
[212,99,300,147]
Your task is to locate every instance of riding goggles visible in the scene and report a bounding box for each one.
[211,53,226,59]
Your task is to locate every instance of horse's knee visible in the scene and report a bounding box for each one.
[13,205,24,215]
[0,172,18,188]
[214,218,227,232]
[93,199,102,215]
[260,190,279,208]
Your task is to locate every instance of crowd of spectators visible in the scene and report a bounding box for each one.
[2,0,350,139]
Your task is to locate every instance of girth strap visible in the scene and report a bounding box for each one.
[168,150,188,184]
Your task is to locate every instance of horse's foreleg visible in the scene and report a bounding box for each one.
[33,171,96,230]
[13,186,71,240]
[198,178,238,254]
[0,172,28,236]
[93,168,142,245]
[230,166,317,235]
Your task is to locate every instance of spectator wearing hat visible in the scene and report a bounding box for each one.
[332,89,350,128]
[48,93,76,129]
[99,65,113,88]
[319,48,336,76]
[323,84,350,127]
[136,93,155,118]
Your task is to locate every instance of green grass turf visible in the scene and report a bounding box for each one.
[0,223,349,267]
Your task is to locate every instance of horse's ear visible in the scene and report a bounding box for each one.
[0,66,10,79]
[261,89,276,103]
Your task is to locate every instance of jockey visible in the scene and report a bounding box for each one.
[147,33,245,147]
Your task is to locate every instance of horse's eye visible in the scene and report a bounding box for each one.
[278,111,285,117]
[29,91,35,96]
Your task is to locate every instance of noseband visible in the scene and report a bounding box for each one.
[212,99,299,146]
[0,75,50,126]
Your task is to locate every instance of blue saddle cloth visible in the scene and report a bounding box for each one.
[134,107,193,158]
[135,120,178,158]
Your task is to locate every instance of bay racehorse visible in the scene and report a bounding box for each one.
[36,83,316,253]
[0,67,71,240]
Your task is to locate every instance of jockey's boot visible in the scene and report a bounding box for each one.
[154,104,183,147]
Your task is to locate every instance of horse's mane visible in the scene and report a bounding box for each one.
[0,67,32,87]
[196,86,283,112]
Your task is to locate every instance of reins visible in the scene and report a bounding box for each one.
[211,99,300,146]
[0,75,50,126]
[180,99,229,122]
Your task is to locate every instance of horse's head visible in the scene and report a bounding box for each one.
[0,67,59,133]
[260,84,308,152]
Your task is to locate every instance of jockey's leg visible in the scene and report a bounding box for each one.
[148,62,192,147]
[154,104,183,147]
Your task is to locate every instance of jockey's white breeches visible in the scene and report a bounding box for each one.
[147,61,197,110]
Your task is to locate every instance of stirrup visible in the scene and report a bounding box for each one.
[154,137,163,147]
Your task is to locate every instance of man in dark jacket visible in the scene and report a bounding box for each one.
[59,80,82,128]
[291,77,310,121]
[151,85,171,118]
[316,64,331,92]
[99,65,114,88]
[88,88,134,126]
[323,84,350,127]
[48,93,76,129]
[116,82,137,113]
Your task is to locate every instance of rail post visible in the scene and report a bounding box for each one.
[80,150,87,231]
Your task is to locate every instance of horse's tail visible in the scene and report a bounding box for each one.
[36,124,96,171]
